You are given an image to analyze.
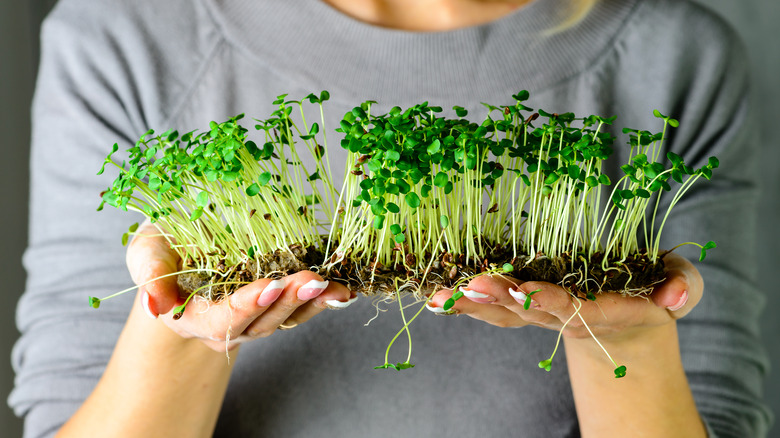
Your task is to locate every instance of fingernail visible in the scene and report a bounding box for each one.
[141,290,158,319]
[325,295,358,309]
[509,287,539,309]
[257,279,286,307]
[460,286,495,304]
[425,302,457,315]
[425,302,447,313]
[667,290,688,311]
[298,280,329,300]
[508,287,527,303]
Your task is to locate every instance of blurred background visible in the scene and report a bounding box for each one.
[1,1,778,436]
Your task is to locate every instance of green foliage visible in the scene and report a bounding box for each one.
[98,91,718,376]
[523,289,540,311]
[97,95,338,286]
[374,361,415,371]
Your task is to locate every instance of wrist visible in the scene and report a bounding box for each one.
[563,321,682,380]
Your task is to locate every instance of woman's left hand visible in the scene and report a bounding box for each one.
[427,252,702,344]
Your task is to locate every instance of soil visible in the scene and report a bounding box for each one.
[177,240,667,302]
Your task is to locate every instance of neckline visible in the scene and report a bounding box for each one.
[202,0,641,103]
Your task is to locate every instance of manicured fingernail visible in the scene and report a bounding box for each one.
[425,302,457,315]
[141,290,158,319]
[667,290,688,311]
[298,280,329,300]
[460,286,495,303]
[508,287,527,303]
[325,295,358,309]
[509,287,539,309]
[257,279,286,307]
[425,302,447,313]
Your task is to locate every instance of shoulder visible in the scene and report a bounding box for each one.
[40,0,222,129]
[620,0,748,76]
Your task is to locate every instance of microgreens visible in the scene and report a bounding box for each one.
[96,91,718,375]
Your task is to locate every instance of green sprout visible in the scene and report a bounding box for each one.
[95,91,717,375]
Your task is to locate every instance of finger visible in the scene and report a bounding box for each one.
[126,220,180,317]
[464,274,527,308]
[652,253,703,318]
[161,278,275,341]
[280,282,353,327]
[241,270,331,338]
[428,287,531,328]
[513,281,575,322]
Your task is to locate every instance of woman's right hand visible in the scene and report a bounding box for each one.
[125,220,354,352]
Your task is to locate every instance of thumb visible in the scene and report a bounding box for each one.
[126,220,181,317]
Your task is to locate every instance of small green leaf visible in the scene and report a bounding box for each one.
[373,215,385,229]
[440,214,449,229]
[394,234,406,243]
[374,363,399,371]
[386,150,401,162]
[121,232,130,246]
[502,263,514,272]
[387,202,400,214]
[699,241,717,261]
[433,172,448,188]
[246,183,260,196]
[390,224,402,235]
[443,298,456,311]
[598,173,611,185]
[395,361,415,370]
[708,156,720,169]
[200,190,209,208]
[427,139,441,155]
[88,296,101,309]
[523,289,540,310]
[538,359,552,372]
[172,304,186,317]
[190,208,204,221]
[258,172,272,186]
[614,365,627,378]
[405,192,421,209]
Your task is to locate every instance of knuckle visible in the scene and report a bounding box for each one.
[492,319,515,328]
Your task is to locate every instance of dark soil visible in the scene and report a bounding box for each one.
[177,240,667,302]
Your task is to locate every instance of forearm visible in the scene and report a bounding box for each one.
[564,322,706,438]
[57,292,236,438]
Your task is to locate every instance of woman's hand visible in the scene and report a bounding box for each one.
[427,253,702,345]
[126,220,354,351]
[428,253,708,437]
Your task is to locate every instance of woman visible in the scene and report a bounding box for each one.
[11,0,770,436]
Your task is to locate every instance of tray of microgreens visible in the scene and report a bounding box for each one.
[93,91,717,376]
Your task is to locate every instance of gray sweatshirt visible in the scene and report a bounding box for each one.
[9,0,771,436]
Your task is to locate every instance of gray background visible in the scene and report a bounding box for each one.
[1,1,777,437]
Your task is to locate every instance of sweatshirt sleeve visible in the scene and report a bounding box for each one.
[7,1,215,437]
[643,5,773,436]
